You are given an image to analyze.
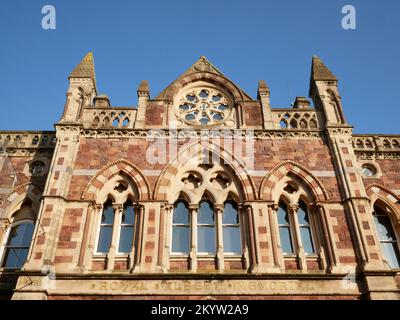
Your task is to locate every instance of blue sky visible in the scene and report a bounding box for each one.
[0,0,399,133]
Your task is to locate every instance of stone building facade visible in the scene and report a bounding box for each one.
[0,53,399,300]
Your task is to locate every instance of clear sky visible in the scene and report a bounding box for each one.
[0,0,399,133]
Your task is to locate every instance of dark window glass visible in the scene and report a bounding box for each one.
[373,206,400,269]
[223,202,239,224]
[198,201,214,224]
[298,202,315,254]
[198,200,215,253]
[2,222,34,269]
[97,202,114,253]
[173,201,190,224]
[279,227,293,254]
[223,202,241,254]
[118,202,135,253]
[171,200,190,253]
[198,227,215,253]
[277,202,294,254]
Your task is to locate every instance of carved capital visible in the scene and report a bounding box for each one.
[112,204,123,215]
[161,203,174,211]
[89,203,101,212]
[214,204,224,214]
[288,204,299,215]
[269,203,279,212]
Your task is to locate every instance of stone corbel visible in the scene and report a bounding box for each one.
[0,218,11,236]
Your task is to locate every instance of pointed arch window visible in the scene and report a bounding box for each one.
[171,200,190,254]
[118,200,136,254]
[372,205,400,269]
[1,222,34,269]
[1,200,36,269]
[222,201,241,254]
[197,200,216,254]
[277,201,294,254]
[298,201,315,254]
[97,200,115,253]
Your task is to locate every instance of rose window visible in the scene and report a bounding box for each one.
[176,88,231,125]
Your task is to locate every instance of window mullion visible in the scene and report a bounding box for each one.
[107,204,122,270]
[215,204,224,270]
[189,204,198,271]
[289,204,306,270]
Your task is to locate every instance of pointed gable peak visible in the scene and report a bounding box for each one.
[183,55,224,76]
[69,52,96,80]
[311,55,337,81]
[155,56,253,101]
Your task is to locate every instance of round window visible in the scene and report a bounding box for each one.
[361,164,377,177]
[176,88,232,126]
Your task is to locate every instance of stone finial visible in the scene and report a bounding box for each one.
[69,52,96,80]
[311,55,337,81]
[137,80,150,97]
[257,80,270,99]
[293,96,311,109]
[258,80,270,91]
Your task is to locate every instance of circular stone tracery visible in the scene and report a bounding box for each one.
[176,88,231,126]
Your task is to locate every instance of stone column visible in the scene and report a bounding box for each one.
[268,204,283,269]
[288,204,306,271]
[314,203,339,273]
[244,204,258,272]
[77,203,96,270]
[132,204,144,272]
[215,204,224,271]
[189,204,198,272]
[107,204,123,271]
[85,204,103,269]
[158,203,173,272]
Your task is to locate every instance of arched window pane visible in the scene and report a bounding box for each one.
[298,202,315,254]
[297,204,310,225]
[198,200,215,253]
[277,203,290,225]
[173,201,189,224]
[198,201,214,224]
[197,201,214,224]
[223,201,241,254]
[373,206,400,269]
[373,214,397,241]
[118,203,135,253]
[97,203,114,253]
[277,202,293,254]
[172,201,190,253]
[223,202,239,224]
[2,222,34,269]
[102,205,114,225]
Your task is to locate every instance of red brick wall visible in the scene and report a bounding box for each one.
[0,157,48,199]
[242,103,263,127]
[363,159,400,193]
[145,105,164,126]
